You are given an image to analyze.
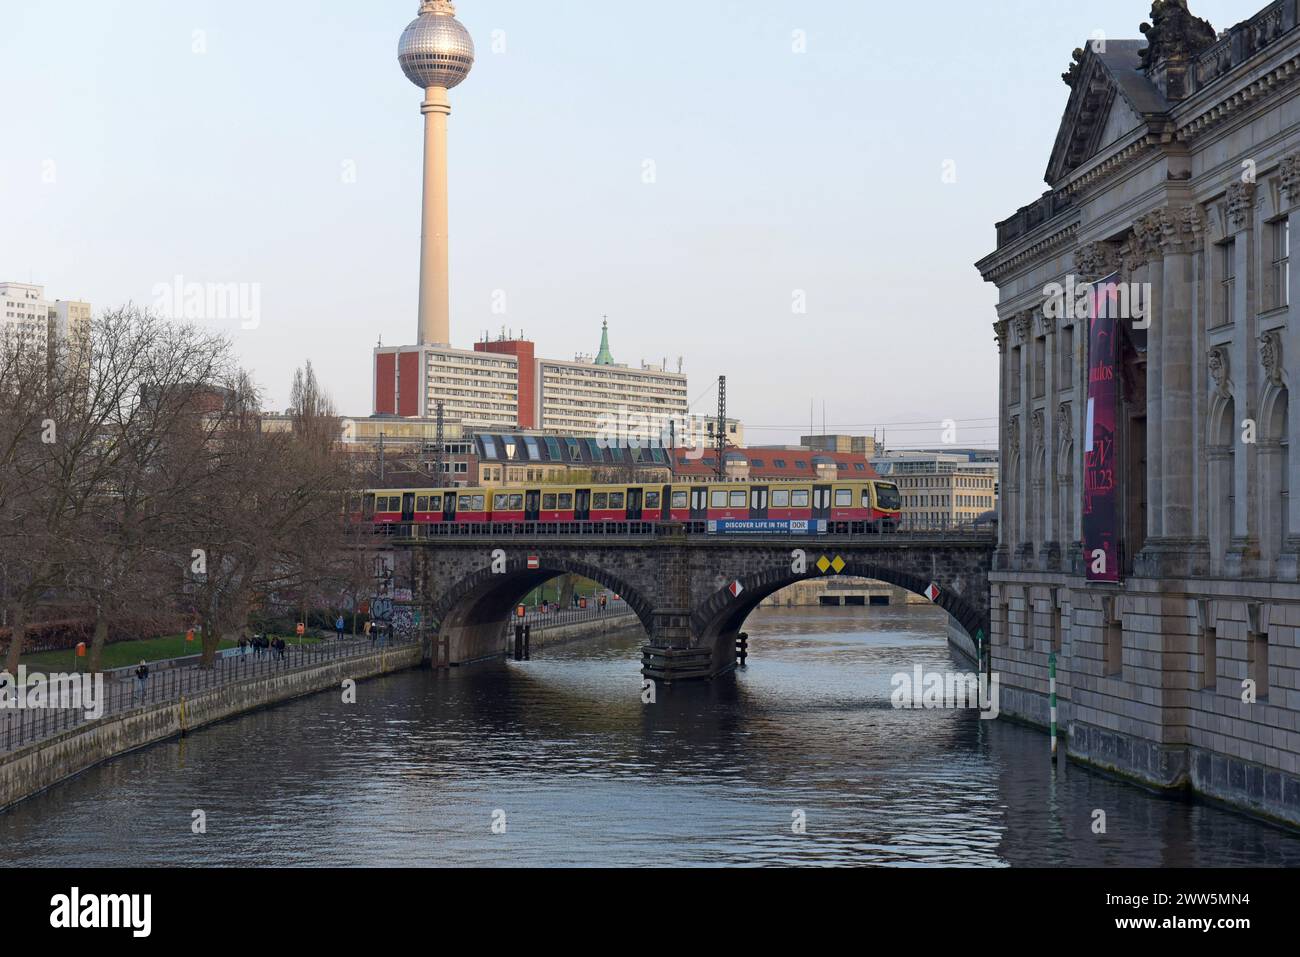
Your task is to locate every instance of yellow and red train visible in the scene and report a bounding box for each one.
[362,479,901,535]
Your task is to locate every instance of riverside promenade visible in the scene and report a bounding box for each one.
[0,605,638,811]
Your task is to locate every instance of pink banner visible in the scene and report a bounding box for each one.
[1082,274,1121,583]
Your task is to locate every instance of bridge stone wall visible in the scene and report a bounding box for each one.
[400,533,995,682]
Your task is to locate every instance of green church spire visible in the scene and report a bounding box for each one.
[595,316,614,366]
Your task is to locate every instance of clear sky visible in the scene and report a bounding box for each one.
[0,0,1255,449]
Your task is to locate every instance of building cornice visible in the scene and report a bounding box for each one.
[977,220,1080,284]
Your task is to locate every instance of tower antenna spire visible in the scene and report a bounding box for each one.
[400,0,475,348]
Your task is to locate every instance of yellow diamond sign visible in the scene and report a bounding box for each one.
[831,556,846,574]
[816,556,831,574]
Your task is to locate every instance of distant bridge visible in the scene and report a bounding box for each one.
[385,527,996,681]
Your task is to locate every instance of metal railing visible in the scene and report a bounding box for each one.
[507,601,632,632]
[0,634,417,756]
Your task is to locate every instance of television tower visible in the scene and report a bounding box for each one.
[398,1,475,347]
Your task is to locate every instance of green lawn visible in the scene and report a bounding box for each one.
[19,633,327,673]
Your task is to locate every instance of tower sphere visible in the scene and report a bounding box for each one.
[398,1,475,90]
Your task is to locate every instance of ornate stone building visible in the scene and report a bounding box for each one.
[977,0,1300,824]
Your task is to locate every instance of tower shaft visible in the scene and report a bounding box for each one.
[418,87,452,347]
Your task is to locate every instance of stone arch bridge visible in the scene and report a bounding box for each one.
[389,530,995,682]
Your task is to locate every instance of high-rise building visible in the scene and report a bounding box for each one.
[375,343,521,428]
[0,282,91,353]
[375,321,691,439]
[535,354,688,436]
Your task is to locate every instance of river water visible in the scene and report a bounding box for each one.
[4,605,1299,867]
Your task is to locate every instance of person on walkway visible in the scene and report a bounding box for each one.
[135,661,149,702]
[238,635,248,658]
[365,619,374,645]
[335,615,345,641]
[600,595,607,613]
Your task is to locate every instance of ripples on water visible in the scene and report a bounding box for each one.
[5,605,1300,867]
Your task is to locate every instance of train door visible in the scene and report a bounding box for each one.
[401,493,416,523]
[524,489,541,522]
[626,487,643,520]
[443,493,457,522]
[575,489,592,522]
[812,485,832,529]
[690,486,708,522]
[661,485,673,521]
[750,485,769,520]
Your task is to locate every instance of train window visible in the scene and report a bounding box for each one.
[458,495,471,511]
[494,494,510,510]
[710,489,728,508]
[729,490,746,507]
[863,489,872,508]
[593,493,608,510]
[416,496,429,512]
[835,489,852,507]
[791,489,810,508]
[471,495,485,511]
[877,485,901,510]
[431,496,442,511]
[672,491,688,509]
[609,492,625,509]
[771,489,790,508]
[543,493,558,510]
[558,493,574,510]
[509,494,524,510]
[645,492,661,509]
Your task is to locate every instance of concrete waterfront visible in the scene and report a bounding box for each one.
[0,610,636,813]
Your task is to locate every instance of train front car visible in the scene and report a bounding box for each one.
[870,481,902,531]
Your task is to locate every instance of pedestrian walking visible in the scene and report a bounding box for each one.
[135,661,149,702]
[238,635,248,658]
[335,614,345,641]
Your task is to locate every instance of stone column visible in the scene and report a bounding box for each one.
[1278,155,1300,576]
[1041,310,1060,569]
[994,318,1011,568]
[1160,206,1205,571]
[1225,183,1261,578]
[1015,311,1033,566]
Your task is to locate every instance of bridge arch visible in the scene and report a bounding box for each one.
[690,560,987,653]
[428,557,654,665]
